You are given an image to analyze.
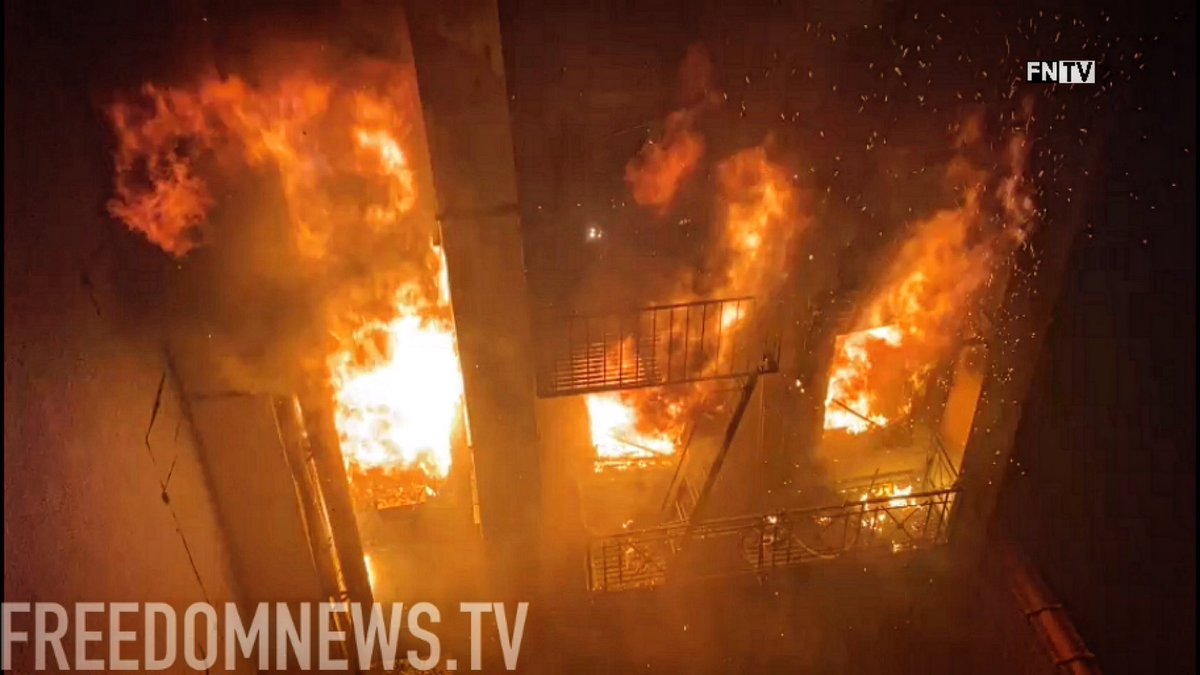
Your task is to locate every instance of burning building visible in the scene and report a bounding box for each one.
[7,0,1192,672]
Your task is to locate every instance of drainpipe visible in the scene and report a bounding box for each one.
[999,542,1104,675]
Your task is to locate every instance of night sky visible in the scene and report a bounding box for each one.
[995,2,1196,671]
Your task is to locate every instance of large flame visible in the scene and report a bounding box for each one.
[586,393,681,467]
[328,282,464,494]
[823,325,905,434]
[106,69,465,505]
[822,191,988,435]
[588,145,803,466]
[330,103,464,504]
[714,145,801,295]
[823,112,1036,436]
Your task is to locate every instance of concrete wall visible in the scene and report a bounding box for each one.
[4,14,250,670]
[405,0,545,589]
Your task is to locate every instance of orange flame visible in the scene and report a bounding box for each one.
[625,110,705,214]
[859,483,915,508]
[823,113,1036,435]
[624,45,715,215]
[714,146,802,295]
[589,145,803,465]
[107,69,464,504]
[823,325,905,434]
[107,74,421,260]
[328,281,463,489]
[858,483,917,534]
[823,191,988,435]
[586,393,681,466]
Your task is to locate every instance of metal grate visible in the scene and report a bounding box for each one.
[537,296,780,397]
[587,488,959,592]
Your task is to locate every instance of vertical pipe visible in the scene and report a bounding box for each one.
[298,393,374,611]
[999,542,1104,675]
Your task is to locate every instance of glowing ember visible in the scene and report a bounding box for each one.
[859,483,915,508]
[855,483,918,534]
[363,554,378,592]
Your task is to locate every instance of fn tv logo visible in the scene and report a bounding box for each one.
[1026,60,1096,84]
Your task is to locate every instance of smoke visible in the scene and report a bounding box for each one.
[624,110,706,214]
[676,43,715,107]
[104,40,447,394]
[623,45,717,216]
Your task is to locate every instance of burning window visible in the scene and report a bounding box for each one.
[586,391,684,472]
[104,68,468,511]
[328,278,465,509]
[573,145,802,472]
[823,325,908,434]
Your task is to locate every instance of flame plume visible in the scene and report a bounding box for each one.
[624,44,715,216]
[625,110,705,214]
[588,144,805,466]
[823,111,1037,435]
[106,68,465,506]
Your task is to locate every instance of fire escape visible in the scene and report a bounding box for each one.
[535,293,959,592]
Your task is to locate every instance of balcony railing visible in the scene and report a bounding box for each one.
[586,488,959,592]
[537,296,780,397]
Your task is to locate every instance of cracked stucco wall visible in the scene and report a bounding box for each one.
[3,24,252,671]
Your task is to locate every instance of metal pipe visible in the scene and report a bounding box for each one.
[297,392,375,610]
[999,542,1104,675]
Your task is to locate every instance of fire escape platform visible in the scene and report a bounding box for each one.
[537,296,781,397]
[586,488,959,593]
[583,411,962,592]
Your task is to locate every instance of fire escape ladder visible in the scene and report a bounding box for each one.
[922,431,961,491]
[661,371,761,528]
[687,371,760,523]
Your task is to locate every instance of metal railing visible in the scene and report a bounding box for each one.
[660,372,762,525]
[587,488,959,592]
[537,297,780,397]
[924,432,961,491]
